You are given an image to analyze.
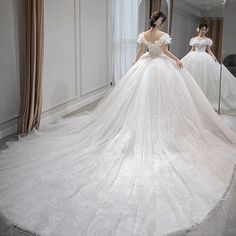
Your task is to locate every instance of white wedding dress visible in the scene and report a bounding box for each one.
[182,37,236,111]
[1,32,236,236]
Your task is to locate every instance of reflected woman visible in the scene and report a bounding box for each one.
[182,23,236,111]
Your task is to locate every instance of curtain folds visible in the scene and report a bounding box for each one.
[18,0,44,136]
[149,0,161,17]
[112,0,143,84]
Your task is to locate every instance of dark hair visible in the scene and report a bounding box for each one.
[149,11,167,27]
[199,23,209,30]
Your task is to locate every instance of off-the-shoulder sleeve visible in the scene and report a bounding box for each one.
[137,32,145,43]
[162,33,171,45]
[207,38,213,47]
[189,37,195,46]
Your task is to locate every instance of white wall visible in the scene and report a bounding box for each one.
[42,0,112,123]
[0,0,20,138]
[0,0,113,138]
[43,0,77,112]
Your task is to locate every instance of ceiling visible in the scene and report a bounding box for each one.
[185,0,225,12]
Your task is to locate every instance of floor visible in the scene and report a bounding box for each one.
[0,101,236,236]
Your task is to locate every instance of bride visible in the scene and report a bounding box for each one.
[182,23,236,111]
[0,11,236,236]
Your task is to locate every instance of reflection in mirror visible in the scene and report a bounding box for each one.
[138,0,169,45]
[138,0,169,55]
[220,0,236,115]
[170,0,224,112]
[139,0,151,34]
[160,0,169,33]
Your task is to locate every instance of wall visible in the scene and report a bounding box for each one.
[0,0,20,138]
[222,0,236,59]
[0,0,113,138]
[41,0,113,123]
[170,0,201,59]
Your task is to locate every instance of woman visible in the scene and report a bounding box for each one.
[0,11,236,236]
[182,23,236,111]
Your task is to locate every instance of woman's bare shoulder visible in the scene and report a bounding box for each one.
[143,30,166,39]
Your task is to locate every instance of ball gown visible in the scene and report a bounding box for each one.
[0,32,236,236]
[182,37,236,111]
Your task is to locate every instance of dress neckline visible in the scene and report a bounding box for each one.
[142,32,166,45]
[195,36,208,41]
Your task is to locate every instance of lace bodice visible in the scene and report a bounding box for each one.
[190,37,213,52]
[137,32,171,58]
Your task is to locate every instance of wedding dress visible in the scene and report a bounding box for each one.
[182,37,236,111]
[1,32,236,236]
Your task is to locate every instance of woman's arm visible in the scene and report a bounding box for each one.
[162,44,183,68]
[191,45,195,51]
[133,43,145,64]
[207,47,217,62]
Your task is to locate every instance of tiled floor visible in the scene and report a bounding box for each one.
[0,101,236,236]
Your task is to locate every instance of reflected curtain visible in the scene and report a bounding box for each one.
[113,0,143,84]
[149,0,161,16]
[18,0,44,136]
[201,18,223,61]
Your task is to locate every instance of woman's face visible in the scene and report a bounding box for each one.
[199,26,207,35]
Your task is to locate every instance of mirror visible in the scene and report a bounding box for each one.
[139,0,151,34]
[160,0,169,33]
[220,0,236,115]
[138,0,169,52]
[170,0,225,113]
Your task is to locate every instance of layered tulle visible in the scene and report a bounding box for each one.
[0,51,236,236]
[182,51,236,111]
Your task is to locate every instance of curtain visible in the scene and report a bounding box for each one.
[113,0,143,84]
[139,0,150,35]
[201,18,223,61]
[149,0,161,17]
[18,0,44,136]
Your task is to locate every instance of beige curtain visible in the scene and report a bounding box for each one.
[18,0,44,136]
[201,18,223,61]
[149,0,162,17]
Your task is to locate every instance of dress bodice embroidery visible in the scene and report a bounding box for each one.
[137,32,171,58]
[190,37,213,53]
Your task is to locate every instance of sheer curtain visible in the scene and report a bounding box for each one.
[112,0,145,84]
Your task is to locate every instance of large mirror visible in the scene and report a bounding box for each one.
[138,0,170,52]
[219,0,236,115]
[142,0,169,30]
[170,0,225,113]
[160,0,169,33]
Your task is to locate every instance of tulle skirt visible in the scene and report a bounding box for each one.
[0,52,236,236]
[182,51,236,111]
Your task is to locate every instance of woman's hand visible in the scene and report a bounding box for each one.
[207,47,217,62]
[134,43,145,65]
[163,45,183,69]
[176,60,183,69]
